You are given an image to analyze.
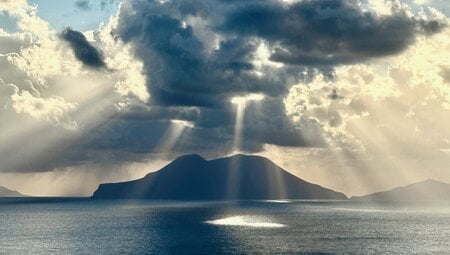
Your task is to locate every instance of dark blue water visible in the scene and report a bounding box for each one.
[0,198,449,254]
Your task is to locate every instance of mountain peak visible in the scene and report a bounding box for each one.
[352,178,450,202]
[93,154,347,200]
[226,153,264,159]
[174,153,206,162]
[0,186,25,197]
[420,179,447,185]
[228,153,251,158]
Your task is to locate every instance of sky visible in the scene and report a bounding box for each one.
[0,0,449,197]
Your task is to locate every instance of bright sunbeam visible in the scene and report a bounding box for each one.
[230,94,265,105]
[230,94,265,152]
[170,119,195,129]
[232,101,245,152]
[158,120,194,155]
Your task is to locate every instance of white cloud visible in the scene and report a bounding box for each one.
[0,0,150,174]
[0,0,150,128]
[92,14,149,106]
[0,0,448,197]
[282,26,450,195]
[414,0,430,5]
[286,22,450,146]
[11,90,78,130]
[0,77,18,107]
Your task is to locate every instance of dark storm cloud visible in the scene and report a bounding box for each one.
[119,104,201,123]
[2,0,446,173]
[118,12,274,107]
[220,0,445,66]
[61,27,106,68]
[75,0,91,11]
[8,0,438,173]
[108,0,443,152]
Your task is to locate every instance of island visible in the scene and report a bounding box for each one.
[92,154,347,200]
[352,179,450,202]
[0,186,25,197]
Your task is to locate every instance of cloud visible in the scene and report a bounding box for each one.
[220,0,445,66]
[284,25,450,161]
[61,27,106,68]
[11,90,78,130]
[112,0,323,149]
[0,77,18,105]
[0,1,148,172]
[0,29,32,54]
[0,0,448,177]
[110,0,444,153]
[0,0,449,197]
[101,0,118,11]
[75,0,91,11]
[278,23,450,195]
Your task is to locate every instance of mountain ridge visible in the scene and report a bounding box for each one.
[351,179,450,202]
[92,154,347,200]
[0,186,25,197]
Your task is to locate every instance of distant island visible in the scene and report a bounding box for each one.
[0,186,25,197]
[352,179,450,202]
[92,154,347,200]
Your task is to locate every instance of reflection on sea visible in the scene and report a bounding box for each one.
[0,199,449,254]
[205,215,285,228]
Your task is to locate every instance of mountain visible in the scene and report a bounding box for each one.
[92,154,347,200]
[0,186,25,197]
[352,179,450,202]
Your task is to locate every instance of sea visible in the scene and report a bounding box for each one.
[0,198,449,254]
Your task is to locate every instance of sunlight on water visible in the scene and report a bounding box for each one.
[205,215,285,228]
[1,200,449,254]
[264,200,292,203]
